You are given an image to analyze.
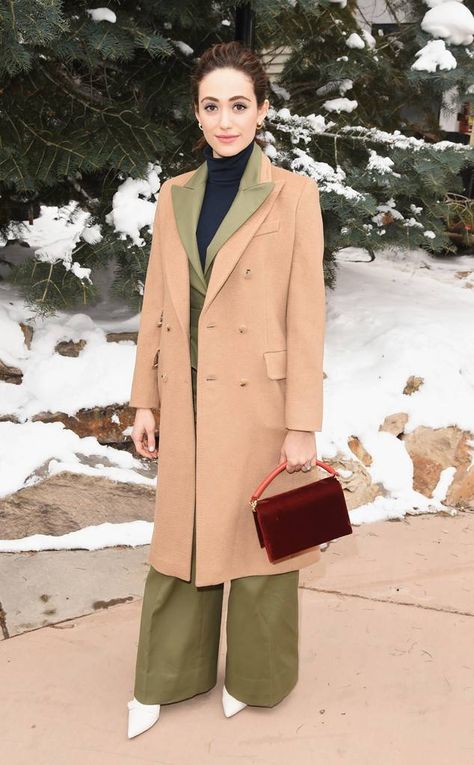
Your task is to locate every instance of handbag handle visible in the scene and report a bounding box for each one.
[249,459,338,510]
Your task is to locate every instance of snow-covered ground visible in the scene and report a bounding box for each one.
[0,245,472,553]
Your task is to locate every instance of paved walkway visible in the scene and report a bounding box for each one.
[1,511,473,764]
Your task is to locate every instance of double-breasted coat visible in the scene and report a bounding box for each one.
[129,140,326,586]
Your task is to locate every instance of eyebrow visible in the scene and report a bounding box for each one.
[200,95,251,103]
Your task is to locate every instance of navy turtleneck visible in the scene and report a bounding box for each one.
[196,137,255,273]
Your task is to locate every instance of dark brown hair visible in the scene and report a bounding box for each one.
[190,41,269,154]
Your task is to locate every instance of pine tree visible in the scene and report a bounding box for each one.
[0,0,472,316]
[0,0,235,315]
[261,0,473,262]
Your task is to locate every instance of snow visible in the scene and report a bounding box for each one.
[306,114,334,133]
[372,198,405,225]
[421,1,474,45]
[412,39,458,71]
[0,163,164,283]
[86,7,116,23]
[367,149,400,176]
[423,0,463,6]
[269,105,471,157]
[0,521,153,553]
[271,82,291,100]
[10,202,94,282]
[1,234,473,551]
[105,162,162,247]
[361,29,376,49]
[341,125,470,152]
[346,32,366,49]
[291,151,364,200]
[440,85,462,131]
[268,106,336,144]
[323,97,358,113]
[173,40,194,56]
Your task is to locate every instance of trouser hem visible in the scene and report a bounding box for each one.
[224,671,298,707]
[134,666,218,705]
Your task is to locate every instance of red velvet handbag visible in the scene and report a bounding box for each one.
[249,460,352,563]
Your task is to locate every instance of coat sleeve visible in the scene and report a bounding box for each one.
[128,181,167,410]
[285,177,326,432]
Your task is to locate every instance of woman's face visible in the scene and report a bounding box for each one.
[194,67,269,158]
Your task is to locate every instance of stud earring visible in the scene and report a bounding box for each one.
[198,122,203,131]
[256,120,264,129]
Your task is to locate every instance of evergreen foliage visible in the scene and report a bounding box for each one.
[0,0,472,315]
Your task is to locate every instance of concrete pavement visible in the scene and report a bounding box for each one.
[1,511,473,764]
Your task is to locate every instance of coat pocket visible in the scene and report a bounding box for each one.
[254,217,280,237]
[263,349,287,380]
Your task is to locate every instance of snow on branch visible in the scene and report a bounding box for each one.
[421,1,474,46]
[412,39,457,71]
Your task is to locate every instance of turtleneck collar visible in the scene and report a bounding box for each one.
[202,138,255,185]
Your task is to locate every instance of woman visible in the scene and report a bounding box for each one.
[127,41,326,738]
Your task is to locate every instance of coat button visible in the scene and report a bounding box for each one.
[160,372,168,381]
[165,324,171,331]
[238,324,247,333]
[244,268,252,278]
[240,378,248,386]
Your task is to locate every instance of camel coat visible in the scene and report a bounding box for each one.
[129,141,326,586]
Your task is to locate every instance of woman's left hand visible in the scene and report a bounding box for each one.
[279,429,317,473]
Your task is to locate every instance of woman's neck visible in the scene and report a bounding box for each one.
[203,138,255,185]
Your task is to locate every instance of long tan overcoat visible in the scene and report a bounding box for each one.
[129,140,326,586]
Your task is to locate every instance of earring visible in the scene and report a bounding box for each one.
[256,120,264,129]
[198,122,203,131]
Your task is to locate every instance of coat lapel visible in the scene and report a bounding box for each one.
[202,142,274,277]
[169,141,283,336]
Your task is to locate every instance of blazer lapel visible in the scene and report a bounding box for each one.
[171,162,208,295]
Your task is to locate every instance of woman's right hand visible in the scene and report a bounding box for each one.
[132,408,159,459]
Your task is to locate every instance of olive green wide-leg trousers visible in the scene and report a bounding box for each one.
[132,368,300,708]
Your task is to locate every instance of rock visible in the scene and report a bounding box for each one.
[335,458,384,509]
[31,404,155,446]
[348,436,372,466]
[55,339,87,357]
[0,472,156,540]
[403,375,424,395]
[379,412,409,437]
[19,322,34,349]
[0,359,22,384]
[404,425,474,510]
[106,331,138,343]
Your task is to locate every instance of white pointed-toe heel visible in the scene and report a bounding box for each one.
[127,697,161,739]
[222,685,247,717]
